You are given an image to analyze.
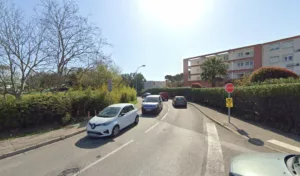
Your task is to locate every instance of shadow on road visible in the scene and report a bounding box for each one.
[75,124,136,149]
[230,122,264,146]
[172,106,187,109]
[139,113,160,118]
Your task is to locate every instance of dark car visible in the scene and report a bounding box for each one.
[159,92,169,101]
[142,95,163,114]
[172,96,187,108]
[142,92,151,98]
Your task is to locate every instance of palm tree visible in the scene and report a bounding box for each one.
[200,57,228,87]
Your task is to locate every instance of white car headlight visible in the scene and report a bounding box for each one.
[101,121,113,126]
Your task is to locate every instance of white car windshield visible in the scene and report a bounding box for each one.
[97,107,121,118]
[144,97,159,102]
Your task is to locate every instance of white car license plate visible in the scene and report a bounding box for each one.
[145,109,151,111]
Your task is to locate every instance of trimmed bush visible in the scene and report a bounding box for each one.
[191,83,202,88]
[249,67,298,83]
[0,85,136,131]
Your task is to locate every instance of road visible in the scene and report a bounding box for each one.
[0,100,273,176]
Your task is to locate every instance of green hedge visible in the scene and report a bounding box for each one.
[147,84,300,134]
[0,85,136,131]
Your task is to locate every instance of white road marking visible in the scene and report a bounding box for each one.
[205,123,225,176]
[161,110,169,120]
[73,140,134,176]
[267,139,300,153]
[145,122,160,133]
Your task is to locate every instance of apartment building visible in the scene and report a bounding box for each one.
[183,35,300,87]
[144,81,166,90]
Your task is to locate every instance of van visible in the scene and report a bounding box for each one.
[159,92,169,101]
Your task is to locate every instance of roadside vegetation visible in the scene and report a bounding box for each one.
[145,66,300,135]
[0,0,139,134]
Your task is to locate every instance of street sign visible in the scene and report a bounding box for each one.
[108,79,112,92]
[225,83,234,93]
[226,98,233,108]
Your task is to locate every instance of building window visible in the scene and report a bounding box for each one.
[153,82,155,85]
[249,61,253,66]
[269,43,280,51]
[283,54,293,62]
[237,62,244,67]
[197,76,200,80]
[269,56,280,63]
[282,40,293,49]
[237,52,243,57]
[245,61,250,66]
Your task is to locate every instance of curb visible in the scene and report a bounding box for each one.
[188,102,287,154]
[0,129,86,160]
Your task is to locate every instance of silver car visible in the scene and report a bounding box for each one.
[230,153,300,176]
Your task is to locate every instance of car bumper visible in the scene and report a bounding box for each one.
[174,102,187,107]
[86,126,112,137]
[142,107,160,113]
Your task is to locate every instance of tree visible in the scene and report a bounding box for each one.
[200,57,228,87]
[79,64,122,89]
[0,2,48,99]
[133,73,146,93]
[165,73,184,87]
[0,65,11,100]
[37,0,108,75]
[120,73,146,92]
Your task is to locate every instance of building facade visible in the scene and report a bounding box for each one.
[144,81,166,90]
[183,35,300,87]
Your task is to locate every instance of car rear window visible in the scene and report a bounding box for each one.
[176,97,185,101]
[145,97,159,102]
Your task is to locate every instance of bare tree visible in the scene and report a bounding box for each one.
[0,65,11,100]
[0,2,48,99]
[37,0,108,76]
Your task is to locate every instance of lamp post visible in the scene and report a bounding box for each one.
[134,65,146,93]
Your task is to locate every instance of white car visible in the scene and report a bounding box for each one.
[230,153,300,176]
[86,103,139,137]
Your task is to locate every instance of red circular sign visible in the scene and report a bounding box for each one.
[225,83,234,93]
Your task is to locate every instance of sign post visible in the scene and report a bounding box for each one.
[225,83,234,123]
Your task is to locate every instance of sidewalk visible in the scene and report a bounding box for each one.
[189,102,300,154]
[0,98,142,160]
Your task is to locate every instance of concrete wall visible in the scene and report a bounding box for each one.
[144,81,166,90]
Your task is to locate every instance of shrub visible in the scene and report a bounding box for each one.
[191,84,300,134]
[249,67,298,83]
[0,85,136,131]
[244,77,300,86]
[233,75,250,86]
[191,83,202,88]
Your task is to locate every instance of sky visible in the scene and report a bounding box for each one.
[13,0,300,81]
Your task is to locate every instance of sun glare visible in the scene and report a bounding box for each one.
[138,0,214,28]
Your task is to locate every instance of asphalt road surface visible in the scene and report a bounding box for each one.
[0,100,273,176]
